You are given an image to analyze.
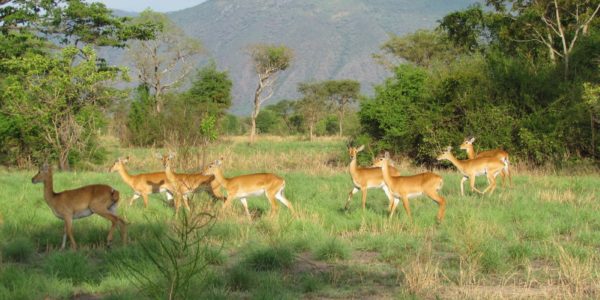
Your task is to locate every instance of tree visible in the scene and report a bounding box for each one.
[0,0,154,168]
[443,1,600,77]
[185,62,232,121]
[583,81,600,158]
[376,30,459,68]
[1,46,126,169]
[128,9,204,113]
[297,82,329,141]
[247,44,293,143]
[322,80,360,137]
[266,99,299,133]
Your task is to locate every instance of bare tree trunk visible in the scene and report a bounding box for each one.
[250,79,264,144]
[309,124,314,141]
[547,32,556,64]
[58,149,70,171]
[250,114,257,143]
[338,105,345,137]
[592,110,596,159]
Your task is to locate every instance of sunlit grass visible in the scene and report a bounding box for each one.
[1,136,599,298]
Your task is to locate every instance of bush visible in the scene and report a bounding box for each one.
[43,252,96,284]
[313,238,350,261]
[227,264,256,291]
[244,245,295,271]
[2,237,35,263]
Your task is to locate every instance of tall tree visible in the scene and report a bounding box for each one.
[185,62,232,120]
[0,0,151,168]
[297,82,329,141]
[376,30,459,68]
[322,80,360,137]
[442,1,600,77]
[247,44,293,143]
[128,9,203,113]
[2,46,126,169]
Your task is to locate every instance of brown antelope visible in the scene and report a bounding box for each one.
[460,137,512,186]
[437,146,505,196]
[109,157,174,207]
[31,163,127,250]
[202,158,295,220]
[344,145,400,211]
[160,152,222,216]
[373,152,446,222]
[156,152,223,201]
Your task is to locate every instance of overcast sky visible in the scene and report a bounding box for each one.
[94,0,207,13]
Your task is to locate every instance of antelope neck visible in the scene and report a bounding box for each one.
[465,145,476,159]
[211,168,229,188]
[444,154,466,174]
[115,164,134,186]
[41,171,57,205]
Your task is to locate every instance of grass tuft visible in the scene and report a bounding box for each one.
[313,238,350,261]
[2,237,35,263]
[244,245,295,271]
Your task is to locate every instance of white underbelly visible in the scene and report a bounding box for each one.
[235,189,265,198]
[366,182,385,189]
[407,192,423,199]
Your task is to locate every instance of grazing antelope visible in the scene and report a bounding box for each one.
[31,163,127,250]
[202,158,295,220]
[437,146,505,196]
[109,157,174,208]
[344,145,399,211]
[160,152,222,216]
[460,137,512,187]
[373,152,446,222]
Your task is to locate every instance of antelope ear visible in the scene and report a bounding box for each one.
[446,146,453,152]
[469,137,475,143]
[357,145,365,152]
[155,152,163,159]
[123,156,130,163]
[168,151,175,159]
[384,151,390,159]
[41,162,49,171]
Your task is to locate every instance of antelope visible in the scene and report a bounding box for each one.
[31,163,127,250]
[437,146,505,196]
[344,145,399,211]
[159,152,222,216]
[202,158,295,220]
[460,137,512,186]
[109,157,174,208]
[373,152,446,222]
[156,152,224,201]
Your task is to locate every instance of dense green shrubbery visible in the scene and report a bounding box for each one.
[359,3,600,165]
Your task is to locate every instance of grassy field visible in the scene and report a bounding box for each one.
[1,136,599,299]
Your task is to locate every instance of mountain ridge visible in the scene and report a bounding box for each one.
[116,0,480,114]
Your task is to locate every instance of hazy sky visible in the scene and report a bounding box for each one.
[95,0,207,13]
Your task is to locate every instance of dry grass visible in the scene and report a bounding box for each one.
[555,244,600,297]
[399,238,441,297]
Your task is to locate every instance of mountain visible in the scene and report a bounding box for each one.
[134,0,479,114]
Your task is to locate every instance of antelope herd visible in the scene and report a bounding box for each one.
[31,137,510,249]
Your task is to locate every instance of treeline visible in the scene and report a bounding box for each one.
[360,1,600,166]
[1,0,599,169]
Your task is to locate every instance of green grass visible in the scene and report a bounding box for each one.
[1,136,600,298]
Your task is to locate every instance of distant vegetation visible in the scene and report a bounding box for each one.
[1,0,598,167]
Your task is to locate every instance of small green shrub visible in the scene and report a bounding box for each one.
[508,243,533,263]
[299,274,323,293]
[2,237,35,262]
[244,245,295,271]
[314,238,350,261]
[43,251,95,284]
[227,264,256,291]
[204,246,227,265]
